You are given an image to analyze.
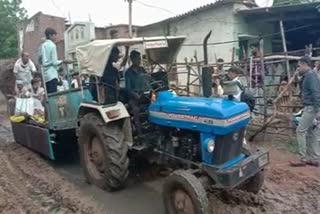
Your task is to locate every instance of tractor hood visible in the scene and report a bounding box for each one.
[148,91,250,135]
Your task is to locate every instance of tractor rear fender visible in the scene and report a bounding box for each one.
[77,102,133,148]
[78,102,130,123]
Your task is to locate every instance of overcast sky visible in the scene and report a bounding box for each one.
[21,0,215,26]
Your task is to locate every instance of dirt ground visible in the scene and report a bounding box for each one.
[209,148,320,214]
[0,115,104,214]
[0,110,320,214]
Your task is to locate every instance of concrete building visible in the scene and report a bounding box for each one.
[237,2,320,54]
[138,0,274,62]
[95,24,139,39]
[64,22,96,61]
[138,0,274,86]
[65,23,139,58]
[64,23,139,72]
[17,12,66,66]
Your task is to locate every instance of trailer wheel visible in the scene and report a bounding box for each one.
[163,170,209,214]
[78,113,129,191]
[239,144,265,194]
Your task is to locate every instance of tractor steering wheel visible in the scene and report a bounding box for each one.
[150,80,166,92]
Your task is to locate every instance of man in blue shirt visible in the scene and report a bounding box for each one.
[125,50,150,92]
[125,50,152,136]
[41,28,71,94]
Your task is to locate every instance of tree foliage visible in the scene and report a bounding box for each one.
[0,0,27,59]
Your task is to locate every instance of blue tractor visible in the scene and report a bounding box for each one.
[12,36,269,214]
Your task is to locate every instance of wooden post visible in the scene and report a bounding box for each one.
[280,20,293,120]
[194,52,202,95]
[185,57,191,96]
[231,47,235,66]
[249,70,299,141]
[259,39,267,123]
[280,20,291,80]
[249,56,253,89]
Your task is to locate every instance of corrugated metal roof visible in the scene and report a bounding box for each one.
[237,2,320,16]
[142,0,246,28]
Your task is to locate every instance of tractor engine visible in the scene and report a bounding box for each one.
[148,90,250,166]
[161,129,200,162]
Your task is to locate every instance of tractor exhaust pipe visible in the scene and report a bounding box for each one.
[203,31,212,65]
[202,31,213,97]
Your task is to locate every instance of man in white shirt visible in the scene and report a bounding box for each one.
[57,68,69,92]
[216,58,226,79]
[71,72,80,89]
[13,52,37,89]
[30,78,45,102]
[226,67,244,101]
[211,73,224,97]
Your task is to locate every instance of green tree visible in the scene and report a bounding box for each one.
[0,0,27,59]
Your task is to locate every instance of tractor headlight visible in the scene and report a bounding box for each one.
[207,140,215,153]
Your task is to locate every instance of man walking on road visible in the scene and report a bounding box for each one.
[291,57,320,167]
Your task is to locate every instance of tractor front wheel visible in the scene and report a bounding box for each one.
[78,113,129,191]
[239,144,265,194]
[163,170,209,214]
[239,170,265,194]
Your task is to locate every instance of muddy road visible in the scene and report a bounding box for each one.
[1,112,320,214]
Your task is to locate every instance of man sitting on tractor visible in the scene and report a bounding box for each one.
[125,50,151,136]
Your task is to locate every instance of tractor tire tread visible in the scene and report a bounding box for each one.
[78,113,129,192]
[163,170,209,214]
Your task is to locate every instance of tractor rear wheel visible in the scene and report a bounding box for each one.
[163,170,209,214]
[78,113,129,191]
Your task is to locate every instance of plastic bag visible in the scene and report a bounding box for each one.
[15,97,34,116]
[15,97,44,116]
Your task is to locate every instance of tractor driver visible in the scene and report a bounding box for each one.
[125,50,151,137]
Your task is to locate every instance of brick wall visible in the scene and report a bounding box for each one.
[95,27,108,39]
[17,12,65,67]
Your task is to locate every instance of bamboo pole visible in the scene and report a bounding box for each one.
[185,57,191,96]
[280,20,291,80]
[253,55,320,61]
[231,47,235,66]
[194,52,202,95]
[249,70,299,141]
[259,39,267,123]
[249,56,253,89]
